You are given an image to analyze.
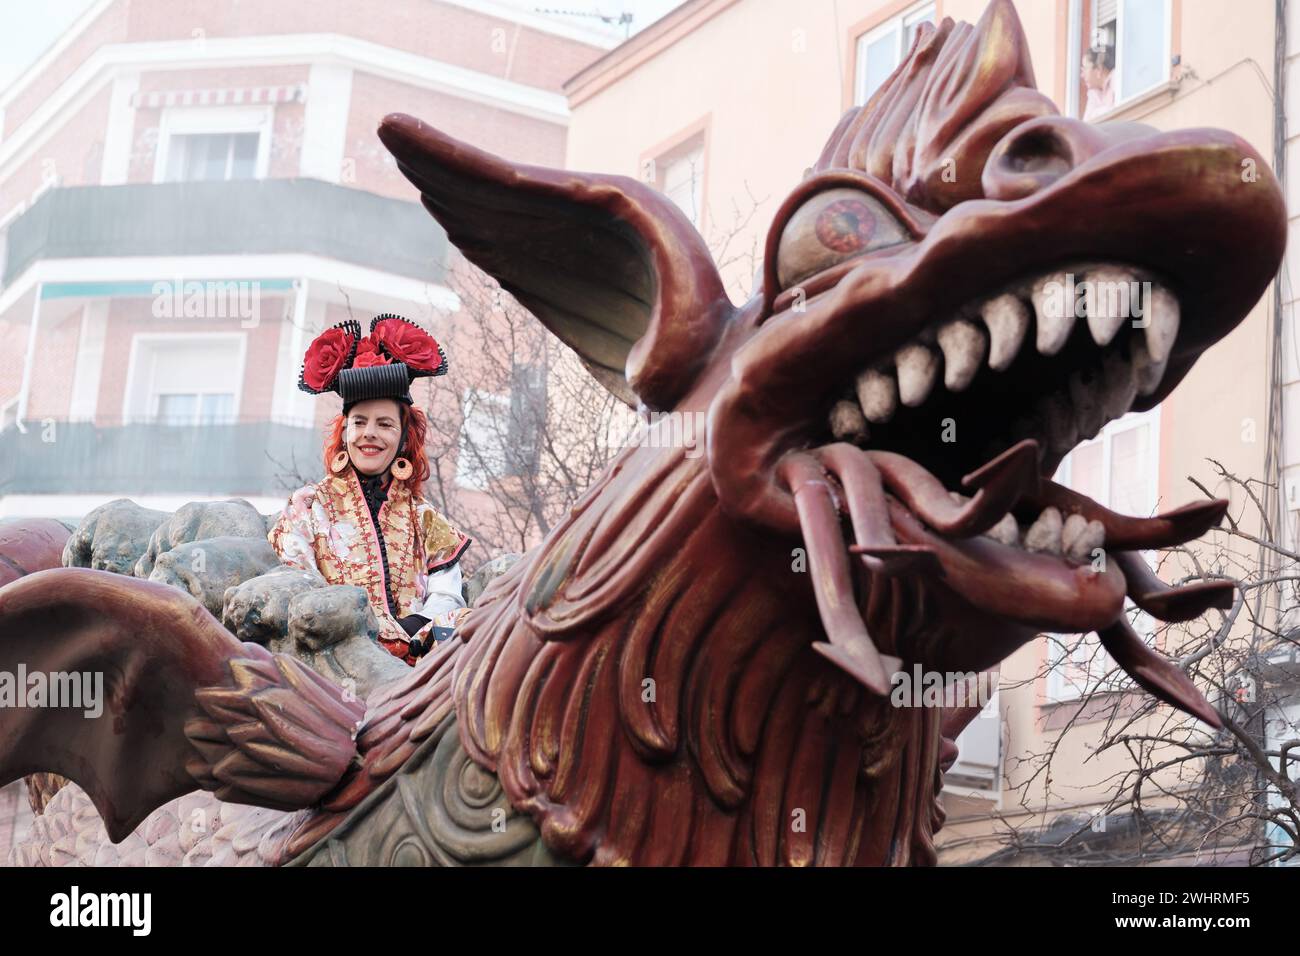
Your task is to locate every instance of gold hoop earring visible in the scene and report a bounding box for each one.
[330,450,350,474]
[391,457,413,481]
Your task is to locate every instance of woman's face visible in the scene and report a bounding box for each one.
[345,398,403,476]
[1081,55,1108,91]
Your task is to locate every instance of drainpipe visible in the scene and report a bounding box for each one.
[1253,0,1288,866]
[15,282,41,432]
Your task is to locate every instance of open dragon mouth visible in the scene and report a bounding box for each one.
[818,261,1179,486]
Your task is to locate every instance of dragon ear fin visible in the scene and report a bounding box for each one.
[378,114,733,411]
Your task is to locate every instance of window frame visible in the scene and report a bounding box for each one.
[1075,0,1173,119]
[153,105,273,184]
[641,120,710,232]
[852,2,937,106]
[455,388,511,492]
[658,143,705,228]
[1112,0,1173,105]
[121,332,247,426]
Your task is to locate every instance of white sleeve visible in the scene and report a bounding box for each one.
[416,562,467,620]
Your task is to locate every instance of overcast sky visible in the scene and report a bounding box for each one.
[0,0,687,95]
[0,0,96,92]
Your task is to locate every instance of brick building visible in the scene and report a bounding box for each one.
[0,0,612,520]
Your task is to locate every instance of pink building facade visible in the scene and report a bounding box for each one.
[0,0,609,520]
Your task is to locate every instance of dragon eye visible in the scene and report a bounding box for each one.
[775,188,910,290]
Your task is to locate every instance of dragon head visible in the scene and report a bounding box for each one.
[705,2,1285,708]
[379,0,1284,730]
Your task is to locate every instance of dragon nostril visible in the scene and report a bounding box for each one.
[1001,128,1074,177]
[981,116,1130,202]
[982,123,1081,201]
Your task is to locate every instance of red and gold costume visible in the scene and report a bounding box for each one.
[269,467,470,662]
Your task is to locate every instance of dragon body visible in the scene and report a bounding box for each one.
[0,2,1286,866]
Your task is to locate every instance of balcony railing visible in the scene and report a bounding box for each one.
[0,419,326,498]
[2,178,449,286]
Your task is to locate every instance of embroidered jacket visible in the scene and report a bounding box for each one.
[267,467,471,662]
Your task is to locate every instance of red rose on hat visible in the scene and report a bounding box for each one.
[373,318,442,372]
[302,326,355,390]
[352,336,392,369]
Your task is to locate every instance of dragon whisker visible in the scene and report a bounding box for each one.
[1028,483,1229,551]
[777,452,896,696]
[1109,550,1236,622]
[1096,615,1223,729]
[861,439,1040,538]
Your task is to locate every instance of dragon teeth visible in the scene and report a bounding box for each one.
[896,343,940,407]
[1024,506,1064,554]
[855,368,898,423]
[1083,266,1136,347]
[986,513,1020,546]
[1131,336,1169,396]
[1143,284,1180,365]
[1062,513,1106,563]
[980,294,1030,371]
[937,319,987,392]
[982,509,1102,560]
[830,265,1180,456]
[1030,272,1075,356]
[829,399,869,443]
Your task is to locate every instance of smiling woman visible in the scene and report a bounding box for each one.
[267,314,471,664]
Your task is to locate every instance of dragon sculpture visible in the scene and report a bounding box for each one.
[0,1,1286,866]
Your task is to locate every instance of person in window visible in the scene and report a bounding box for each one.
[1082,45,1116,121]
[268,314,471,665]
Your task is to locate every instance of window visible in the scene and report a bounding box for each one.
[456,389,509,491]
[853,3,936,105]
[1046,409,1160,702]
[164,132,259,182]
[947,687,1002,791]
[154,392,236,426]
[1076,0,1172,120]
[1265,700,1300,864]
[456,366,547,491]
[647,133,706,229]
[122,335,245,426]
[153,106,271,183]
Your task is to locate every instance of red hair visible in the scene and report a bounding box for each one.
[323,402,431,498]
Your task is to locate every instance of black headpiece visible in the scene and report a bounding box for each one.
[297,313,448,413]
